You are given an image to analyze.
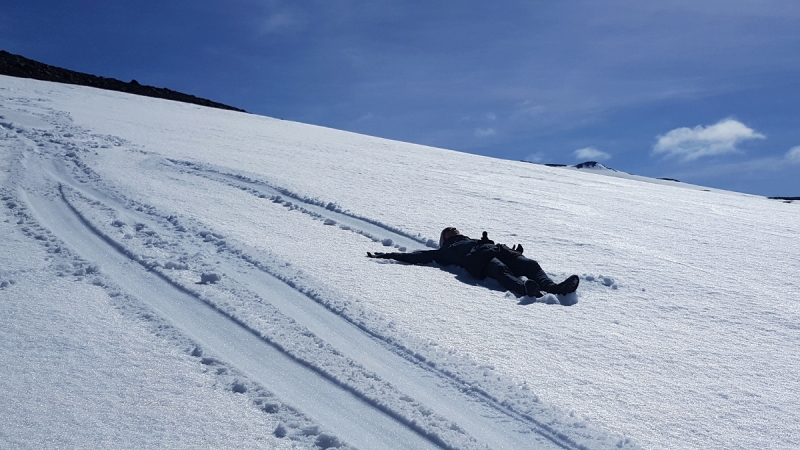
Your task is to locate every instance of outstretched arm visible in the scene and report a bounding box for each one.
[366,249,439,265]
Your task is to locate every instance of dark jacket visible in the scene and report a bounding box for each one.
[379,235,522,279]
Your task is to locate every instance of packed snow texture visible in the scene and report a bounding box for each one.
[0,201,297,449]
[1,75,799,449]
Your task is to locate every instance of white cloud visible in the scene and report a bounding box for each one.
[474,128,496,138]
[573,147,611,161]
[786,146,800,164]
[653,118,765,161]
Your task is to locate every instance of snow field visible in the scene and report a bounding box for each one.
[2,78,635,449]
[2,75,799,449]
[83,95,798,448]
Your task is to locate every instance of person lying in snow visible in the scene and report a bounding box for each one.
[367,227,579,298]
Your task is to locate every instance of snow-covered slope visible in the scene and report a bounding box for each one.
[2,75,798,449]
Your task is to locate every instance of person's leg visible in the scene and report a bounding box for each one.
[506,256,579,295]
[483,258,527,296]
[504,256,557,291]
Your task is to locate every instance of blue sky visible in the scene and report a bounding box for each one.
[3,0,799,196]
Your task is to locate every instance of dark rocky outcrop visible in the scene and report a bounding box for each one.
[0,50,246,113]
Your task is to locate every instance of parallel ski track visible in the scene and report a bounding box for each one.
[45,155,580,450]
[20,182,449,450]
[4,126,460,449]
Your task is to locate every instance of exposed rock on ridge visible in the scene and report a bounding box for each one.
[0,50,246,113]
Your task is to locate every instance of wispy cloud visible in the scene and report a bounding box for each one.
[786,146,800,164]
[474,128,496,138]
[574,147,611,161]
[666,157,785,182]
[652,118,765,161]
[663,147,800,180]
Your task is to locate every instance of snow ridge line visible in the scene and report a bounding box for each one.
[55,183,465,450]
[166,158,438,249]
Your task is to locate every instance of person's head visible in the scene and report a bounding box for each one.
[439,227,460,247]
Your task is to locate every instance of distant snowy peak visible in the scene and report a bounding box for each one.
[570,161,685,183]
[573,161,618,172]
[541,161,621,172]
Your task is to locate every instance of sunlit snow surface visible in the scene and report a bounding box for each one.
[1,75,799,449]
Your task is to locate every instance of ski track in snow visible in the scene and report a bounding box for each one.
[24,187,438,450]
[12,135,463,449]
[165,157,438,251]
[1,92,639,449]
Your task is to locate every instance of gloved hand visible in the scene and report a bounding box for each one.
[511,244,524,254]
[478,231,495,244]
[366,252,390,258]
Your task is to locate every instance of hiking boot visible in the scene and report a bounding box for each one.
[524,279,543,298]
[553,275,580,295]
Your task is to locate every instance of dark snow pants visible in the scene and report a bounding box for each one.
[483,255,556,296]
